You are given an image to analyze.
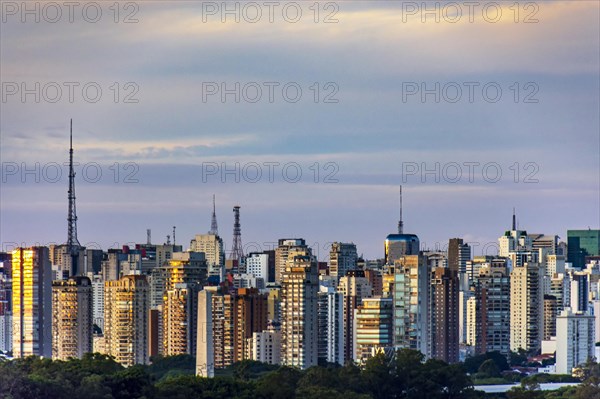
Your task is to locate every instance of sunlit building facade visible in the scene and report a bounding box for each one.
[104,275,150,366]
[52,276,93,360]
[12,247,52,358]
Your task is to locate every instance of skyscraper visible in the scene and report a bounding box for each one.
[190,234,224,279]
[0,254,12,353]
[233,288,268,362]
[317,286,344,365]
[474,259,511,356]
[568,229,600,268]
[430,267,459,363]
[12,247,52,358]
[337,270,372,362]
[280,247,319,369]
[275,239,307,284]
[149,251,207,310]
[51,276,93,360]
[329,242,358,280]
[393,253,429,356]
[196,289,214,378]
[163,283,199,356]
[104,275,150,366]
[555,308,595,374]
[448,238,471,274]
[510,262,543,352]
[354,296,393,364]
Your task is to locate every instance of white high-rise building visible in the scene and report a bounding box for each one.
[556,308,595,374]
[247,324,281,365]
[90,274,104,331]
[317,286,344,365]
[196,289,214,377]
[510,262,543,352]
[245,253,269,281]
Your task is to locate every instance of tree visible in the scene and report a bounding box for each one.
[575,358,600,399]
[478,359,501,378]
[255,366,302,399]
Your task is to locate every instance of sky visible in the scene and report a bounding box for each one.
[1,1,599,260]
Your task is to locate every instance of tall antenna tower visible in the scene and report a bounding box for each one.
[67,119,81,276]
[173,226,176,245]
[230,205,243,262]
[512,207,516,231]
[209,194,218,235]
[398,185,404,234]
[147,229,151,245]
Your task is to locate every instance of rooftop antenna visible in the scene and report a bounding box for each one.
[166,234,171,245]
[173,226,176,245]
[67,119,81,276]
[398,185,404,234]
[209,194,219,235]
[512,207,516,231]
[147,229,151,245]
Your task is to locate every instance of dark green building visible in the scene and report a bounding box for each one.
[567,229,600,268]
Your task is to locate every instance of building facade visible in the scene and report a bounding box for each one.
[52,276,93,360]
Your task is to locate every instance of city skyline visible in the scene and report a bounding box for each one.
[2,1,599,259]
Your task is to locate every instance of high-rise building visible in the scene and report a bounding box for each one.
[465,296,477,347]
[473,260,511,356]
[90,274,104,331]
[364,269,383,297]
[543,295,558,340]
[550,273,570,313]
[211,289,235,368]
[163,283,199,356]
[546,254,566,276]
[569,270,589,313]
[280,247,319,369]
[101,249,127,281]
[499,210,533,257]
[234,288,268,362]
[190,234,224,277]
[448,238,471,274]
[555,308,595,374]
[149,252,207,309]
[385,234,419,265]
[0,255,12,353]
[568,229,600,268]
[393,254,429,356]
[529,234,559,254]
[430,267,459,363]
[329,242,358,280]
[337,270,372,362]
[245,252,269,282]
[510,262,543,352]
[104,275,150,366]
[354,297,393,364]
[275,239,307,284]
[247,321,281,365]
[196,289,214,378]
[317,286,344,365]
[52,276,93,360]
[12,247,52,358]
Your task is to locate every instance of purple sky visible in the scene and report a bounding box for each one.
[1,1,599,260]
